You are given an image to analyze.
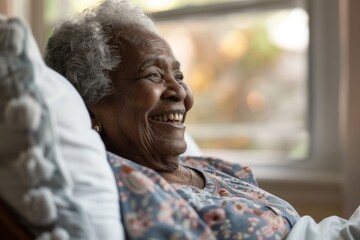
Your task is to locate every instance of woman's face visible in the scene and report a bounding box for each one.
[90,28,194,172]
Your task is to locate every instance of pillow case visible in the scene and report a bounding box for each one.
[0,17,124,240]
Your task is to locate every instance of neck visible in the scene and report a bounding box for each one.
[159,165,205,189]
[159,165,188,183]
[106,141,180,172]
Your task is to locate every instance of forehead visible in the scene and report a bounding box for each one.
[115,26,175,59]
[110,26,180,84]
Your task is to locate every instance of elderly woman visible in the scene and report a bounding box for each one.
[44,0,300,239]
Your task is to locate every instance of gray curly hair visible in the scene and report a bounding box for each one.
[44,0,156,107]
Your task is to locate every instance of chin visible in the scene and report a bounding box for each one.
[165,140,187,156]
[152,141,186,171]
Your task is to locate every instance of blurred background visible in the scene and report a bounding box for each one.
[1,0,359,222]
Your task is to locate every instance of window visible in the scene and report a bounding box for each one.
[16,0,341,170]
[141,0,310,163]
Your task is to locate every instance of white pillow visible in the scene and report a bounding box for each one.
[0,17,124,240]
[183,132,202,156]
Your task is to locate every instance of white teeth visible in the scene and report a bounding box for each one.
[163,114,168,121]
[151,112,184,123]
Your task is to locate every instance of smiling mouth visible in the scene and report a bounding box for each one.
[150,112,184,125]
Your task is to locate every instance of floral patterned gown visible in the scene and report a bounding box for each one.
[107,152,300,240]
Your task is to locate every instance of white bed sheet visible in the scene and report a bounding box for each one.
[286,206,360,240]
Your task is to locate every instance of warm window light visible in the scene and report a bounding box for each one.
[189,65,213,94]
[71,0,103,13]
[137,0,177,12]
[246,90,266,112]
[218,29,249,60]
[266,8,308,51]
[165,27,195,77]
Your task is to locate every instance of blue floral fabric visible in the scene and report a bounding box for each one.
[107,152,300,240]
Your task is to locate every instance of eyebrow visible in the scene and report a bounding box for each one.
[139,56,181,71]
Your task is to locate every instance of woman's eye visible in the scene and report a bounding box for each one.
[146,73,162,82]
[174,73,184,82]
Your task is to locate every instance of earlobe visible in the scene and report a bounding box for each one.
[88,106,102,133]
[93,123,102,133]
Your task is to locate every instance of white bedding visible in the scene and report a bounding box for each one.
[286,206,360,240]
[0,16,124,239]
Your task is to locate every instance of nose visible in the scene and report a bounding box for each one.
[161,77,187,102]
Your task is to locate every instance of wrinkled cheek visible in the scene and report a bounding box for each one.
[136,118,155,154]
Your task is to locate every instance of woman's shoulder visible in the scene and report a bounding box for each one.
[180,156,258,186]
